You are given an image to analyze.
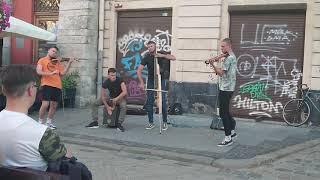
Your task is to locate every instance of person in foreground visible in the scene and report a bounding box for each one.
[209,38,237,147]
[0,65,72,171]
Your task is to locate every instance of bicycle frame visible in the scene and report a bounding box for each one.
[302,89,320,113]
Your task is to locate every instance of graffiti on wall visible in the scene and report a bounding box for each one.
[233,95,283,118]
[232,23,302,118]
[240,24,299,47]
[237,54,302,99]
[117,29,172,100]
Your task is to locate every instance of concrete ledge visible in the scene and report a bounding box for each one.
[61,133,320,169]
[61,136,215,166]
[212,139,320,169]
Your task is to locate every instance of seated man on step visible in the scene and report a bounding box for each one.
[86,68,127,132]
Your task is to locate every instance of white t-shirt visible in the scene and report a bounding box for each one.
[0,110,48,171]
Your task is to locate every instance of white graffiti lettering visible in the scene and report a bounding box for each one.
[237,54,302,98]
[235,23,302,119]
[280,68,302,98]
[233,95,283,118]
[240,24,298,46]
[154,29,172,52]
[249,112,272,118]
[118,31,151,56]
[118,30,172,57]
[261,24,298,45]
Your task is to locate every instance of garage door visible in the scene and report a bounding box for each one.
[229,10,305,121]
[116,10,172,105]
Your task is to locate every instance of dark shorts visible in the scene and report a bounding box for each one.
[41,85,62,102]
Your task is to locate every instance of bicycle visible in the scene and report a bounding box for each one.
[282,84,320,127]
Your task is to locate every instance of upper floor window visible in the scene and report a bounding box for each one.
[34,0,60,12]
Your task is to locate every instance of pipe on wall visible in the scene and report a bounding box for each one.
[96,0,105,99]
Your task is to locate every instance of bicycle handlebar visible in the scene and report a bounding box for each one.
[299,84,309,90]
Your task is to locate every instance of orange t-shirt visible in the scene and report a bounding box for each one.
[37,56,65,89]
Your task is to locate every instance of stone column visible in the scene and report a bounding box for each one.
[57,0,99,107]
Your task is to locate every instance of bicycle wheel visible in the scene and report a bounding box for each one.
[283,99,310,127]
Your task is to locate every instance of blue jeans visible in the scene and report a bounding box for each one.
[145,79,168,124]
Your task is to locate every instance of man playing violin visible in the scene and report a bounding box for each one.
[36,46,76,129]
[209,38,237,147]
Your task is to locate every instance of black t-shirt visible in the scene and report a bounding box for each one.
[102,78,123,98]
[140,51,171,80]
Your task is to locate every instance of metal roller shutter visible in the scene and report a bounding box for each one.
[229,10,306,121]
[116,10,172,105]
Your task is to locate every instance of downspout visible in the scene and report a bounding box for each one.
[2,0,12,65]
[97,0,105,99]
[2,37,11,65]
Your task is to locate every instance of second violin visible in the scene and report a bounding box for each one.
[204,53,229,65]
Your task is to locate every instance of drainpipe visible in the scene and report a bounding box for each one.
[2,0,12,65]
[96,0,105,99]
[2,37,11,65]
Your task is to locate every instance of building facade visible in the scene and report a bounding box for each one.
[1,0,60,65]
[58,0,320,122]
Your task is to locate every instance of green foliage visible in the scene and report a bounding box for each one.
[62,71,80,89]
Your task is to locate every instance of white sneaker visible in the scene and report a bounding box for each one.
[146,123,155,130]
[46,122,57,130]
[162,123,168,131]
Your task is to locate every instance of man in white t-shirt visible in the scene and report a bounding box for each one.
[0,65,72,171]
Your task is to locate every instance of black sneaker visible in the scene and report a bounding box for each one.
[107,124,117,128]
[231,132,238,138]
[117,125,125,132]
[217,139,233,147]
[85,121,99,128]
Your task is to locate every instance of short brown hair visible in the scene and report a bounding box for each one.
[0,65,39,97]
[108,68,117,74]
[51,46,59,51]
[147,41,156,45]
[222,38,232,46]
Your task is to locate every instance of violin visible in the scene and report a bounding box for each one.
[204,53,229,65]
[47,58,79,72]
[50,58,80,65]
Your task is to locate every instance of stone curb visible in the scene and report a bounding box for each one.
[211,139,320,169]
[61,136,216,166]
[60,133,320,169]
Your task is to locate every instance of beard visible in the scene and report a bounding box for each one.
[149,49,156,54]
[49,54,57,59]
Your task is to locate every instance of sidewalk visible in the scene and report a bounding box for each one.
[31,107,320,169]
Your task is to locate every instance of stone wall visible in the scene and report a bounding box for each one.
[103,0,221,114]
[57,0,319,114]
[57,0,99,107]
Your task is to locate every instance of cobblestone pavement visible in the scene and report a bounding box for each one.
[252,144,320,180]
[41,108,320,163]
[67,142,320,180]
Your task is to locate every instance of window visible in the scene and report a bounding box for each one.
[35,0,60,12]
